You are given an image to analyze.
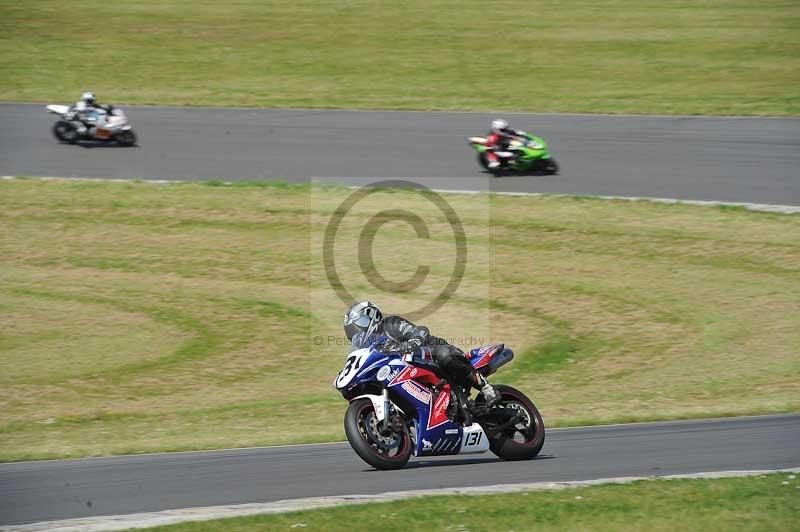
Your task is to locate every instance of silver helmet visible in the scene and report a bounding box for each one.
[81,91,96,104]
[491,118,509,132]
[343,301,382,341]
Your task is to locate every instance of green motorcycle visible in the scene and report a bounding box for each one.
[468,132,559,176]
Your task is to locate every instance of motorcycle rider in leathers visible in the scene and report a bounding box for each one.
[68,91,115,134]
[343,301,500,408]
[484,118,524,169]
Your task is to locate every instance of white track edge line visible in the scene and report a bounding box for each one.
[3,176,799,214]
[4,468,798,531]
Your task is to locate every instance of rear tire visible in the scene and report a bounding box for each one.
[487,385,545,461]
[115,130,137,147]
[53,121,78,144]
[344,399,412,470]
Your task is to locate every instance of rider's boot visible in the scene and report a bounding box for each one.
[486,152,500,169]
[473,372,500,407]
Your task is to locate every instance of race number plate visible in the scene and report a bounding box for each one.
[460,423,490,453]
[335,348,370,389]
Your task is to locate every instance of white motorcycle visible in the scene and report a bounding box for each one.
[46,104,137,146]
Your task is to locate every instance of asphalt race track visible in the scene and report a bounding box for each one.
[1,104,799,204]
[1,414,798,526]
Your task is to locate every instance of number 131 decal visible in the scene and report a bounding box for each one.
[465,431,482,446]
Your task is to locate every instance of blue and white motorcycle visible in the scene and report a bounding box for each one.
[335,340,545,470]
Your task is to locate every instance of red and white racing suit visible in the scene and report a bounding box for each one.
[485,128,522,166]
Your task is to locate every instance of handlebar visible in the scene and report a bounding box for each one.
[376,339,420,355]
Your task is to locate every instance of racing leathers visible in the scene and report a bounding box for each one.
[351,315,498,405]
[68,101,115,133]
[485,127,523,168]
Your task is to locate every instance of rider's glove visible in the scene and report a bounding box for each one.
[400,343,421,361]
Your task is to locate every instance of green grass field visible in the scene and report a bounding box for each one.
[2,1,798,115]
[1,178,798,462]
[138,473,800,531]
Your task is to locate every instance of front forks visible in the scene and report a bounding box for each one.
[381,387,391,430]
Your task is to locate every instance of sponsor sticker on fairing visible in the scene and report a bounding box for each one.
[401,381,432,403]
[377,366,392,381]
[477,345,496,356]
[426,389,451,429]
[433,389,449,417]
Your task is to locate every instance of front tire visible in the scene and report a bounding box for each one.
[344,399,412,470]
[115,130,137,147]
[543,158,559,175]
[487,385,545,461]
[53,121,78,144]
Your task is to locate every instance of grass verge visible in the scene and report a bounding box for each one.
[137,473,800,531]
[1,1,798,115]
[0,178,798,461]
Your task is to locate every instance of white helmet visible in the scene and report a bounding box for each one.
[491,118,508,132]
[80,91,96,104]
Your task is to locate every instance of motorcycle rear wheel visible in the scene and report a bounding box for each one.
[344,398,413,470]
[487,385,545,461]
[53,121,78,144]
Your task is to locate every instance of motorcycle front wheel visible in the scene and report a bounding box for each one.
[344,398,412,470]
[53,121,78,144]
[543,158,559,175]
[486,385,545,461]
[115,130,137,147]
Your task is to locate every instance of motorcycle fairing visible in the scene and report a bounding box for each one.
[469,344,504,369]
[339,345,509,457]
[387,369,464,456]
[46,105,70,115]
[459,423,490,454]
[468,133,552,171]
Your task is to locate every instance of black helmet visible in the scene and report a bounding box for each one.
[343,301,382,341]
